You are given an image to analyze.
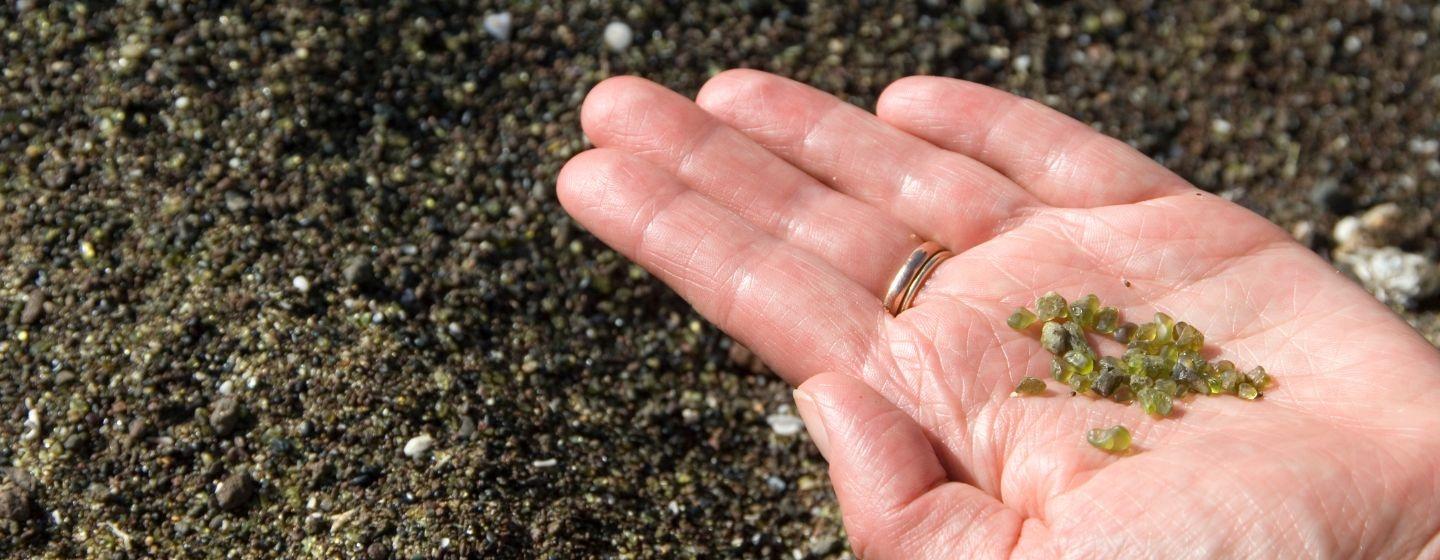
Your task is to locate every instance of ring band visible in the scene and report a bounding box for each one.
[883,241,944,316]
[898,250,952,313]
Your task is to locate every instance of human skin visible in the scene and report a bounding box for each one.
[556,69,1440,559]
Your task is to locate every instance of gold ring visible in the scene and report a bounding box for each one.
[898,250,952,313]
[884,241,944,316]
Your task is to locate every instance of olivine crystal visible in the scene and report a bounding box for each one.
[1035,292,1068,321]
[1086,425,1131,453]
[1237,383,1259,400]
[1040,322,1069,355]
[1094,307,1119,334]
[1113,322,1138,344]
[1008,308,1038,330]
[1011,376,1047,397]
[1063,350,1094,376]
[1069,294,1100,329]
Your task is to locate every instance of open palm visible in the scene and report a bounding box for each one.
[558,70,1440,559]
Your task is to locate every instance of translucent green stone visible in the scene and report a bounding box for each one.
[1205,374,1224,395]
[1245,366,1270,391]
[1007,307,1038,330]
[1172,361,1206,394]
[1051,357,1072,383]
[1138,387,1172,417]
[1011,376,1047,397]
[1133,322,1158,346]
[1094,307,1119,334]
[1069,294,1100,329]
[1035,292,1068,321]
[1154,378,1179,397]
[1153,312,1175,343]
[1067,372,1094,393]
[1218,369,1242,393]
[1237,383,1259,400]
[1215,360,1236,374]
[1174,322,1204,352]
[1113,322,1138,343]
[1040,321,1069,355]
[1086,425,1131,453]
[1111,383,1134,403]
[1128,374,1151,390]
[1063,350,1094,376]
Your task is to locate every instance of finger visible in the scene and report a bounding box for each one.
[795,373,1023,560]
[695,69,1037,256]
[581,76,916,296]
[557,148,880,385]
[876,76,1193,208]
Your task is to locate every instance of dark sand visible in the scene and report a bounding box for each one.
[2,2,1437,557]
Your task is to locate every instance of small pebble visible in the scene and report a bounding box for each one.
[403,433,435,460]
[20,290,44,325]
[215,472,257,512]
[0,482,31,524]
[765,414,804,437]
[603,21,633,52]
[209,397,243,436]
[292,275,312,293]
[483,11,513,41]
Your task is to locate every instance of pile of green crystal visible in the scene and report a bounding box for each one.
[1007,292,1272,420]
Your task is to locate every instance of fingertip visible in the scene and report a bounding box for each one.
[579,75,666,141]
[695,68,775,116]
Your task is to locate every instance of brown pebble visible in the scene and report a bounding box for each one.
[20,291,44,325]
[215,472,256,512]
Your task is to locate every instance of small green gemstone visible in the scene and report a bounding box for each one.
[1035,292,1068,321]
[1069,294,1100,329]
[1245,366,1270,391]
[1172,361,1206,393]
[1173,322,1204,352]
[1011,376,1047,397]
[1086,425,1131,453]
[1111,383,1134,403]
[1205,374,1224,395]
[1153,312,1175,343]
[1050,357,1073,383]
[1215,360,1236,374]
[1094,307,1119,334]
[1007,307,1038,330]
[1154,378,1179,397]
[1138,387,1173,417]
[1128,373,1151,390]
[1113,321,1138,343]
[1133,322,1158,345]
[1067,372,1094,393]
[1040,321,1069,355]
[1063,350,1094,376]
[1218,369,1242,393]
[1237,383,1260,400]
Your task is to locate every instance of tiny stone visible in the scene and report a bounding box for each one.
[1034,292,1068,321]
[20,290,44,325]
[292,275,312,293]
[1050,357,1071,383]
[1237,383,1260,400]
[603,21,634,52]
[1007,307,1038,330]
[1138,387,1172,417]
[215,472,257,512]
[1063,321,1093,357]
[1063,349,1094,376]
[209,397,243,437]
[1069,294,1100,329]
[0,483,31,524]
[342,256,376,289]
[1010,376,1046,397]
[1244,366,1270,391]
[1092,358,1124,397]
[403,433,436,460]
[1040,321,1069,355]
[482,11,513,41]
[1113,322,1138,344]
[766,414,804,437]
[1093,307,1119,334]
[1086,425,1131,453]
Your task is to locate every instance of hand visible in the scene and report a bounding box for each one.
[557,70,1440,559]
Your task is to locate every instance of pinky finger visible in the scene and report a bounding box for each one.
[795,372,1025,560]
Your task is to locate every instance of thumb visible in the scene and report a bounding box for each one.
[794,373,1024,560]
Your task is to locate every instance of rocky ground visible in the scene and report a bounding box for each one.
[2,1,1437,558]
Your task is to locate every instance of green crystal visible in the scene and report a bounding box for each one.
[1050,357,1072,383]
[1063,350,1094,376]
[1154,378,1179,397]
[1069,294,1100,329]
[1172,361,1206,394]
[1113,321,1137,343]
[1153,312,1175,343]
[1245,366,1270,391]
[1218,369,1242,393]
[1111,383,1134,403]
[1086,425,1131,453]
[1133,322,1158,346]
[1007,307,1038,330]
[1205,374,1224,395]
[1067,372,1094,393]
[1174,322,1204,352]
[1011,376,1047,397]
[1237,383,1259,400]
[1137,387,1172,417]
[1093,358,1125,397]
[1094,307,1119,334]
[1040,321,1069,355]
[1035,292,1068,321]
